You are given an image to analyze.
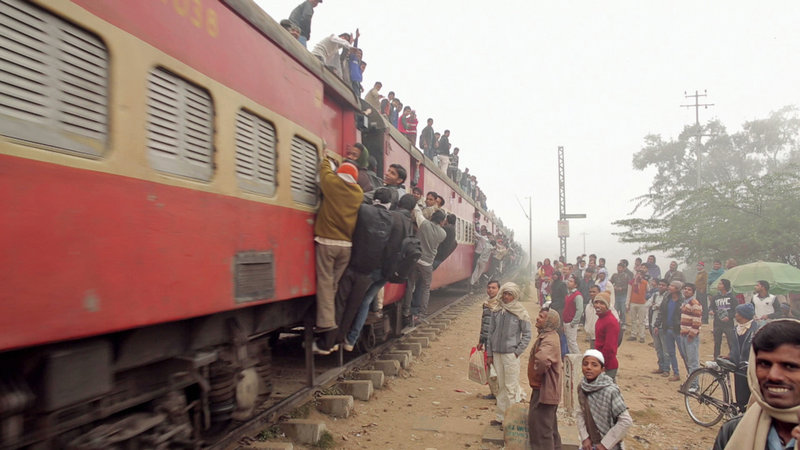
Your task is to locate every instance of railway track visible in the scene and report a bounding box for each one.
[209,283,479,449]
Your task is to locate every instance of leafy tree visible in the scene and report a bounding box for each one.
[614,106,800,267]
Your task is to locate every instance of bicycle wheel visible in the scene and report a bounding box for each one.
[683,368,730,427]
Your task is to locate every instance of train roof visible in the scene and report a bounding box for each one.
[223,0,360,110]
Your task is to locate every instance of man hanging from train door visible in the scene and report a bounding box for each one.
[313,147,363,335]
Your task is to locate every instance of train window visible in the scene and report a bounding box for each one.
[235,109,276,196]
[146,67,214,181]
[289,136,319,205]
[0,0,108,156]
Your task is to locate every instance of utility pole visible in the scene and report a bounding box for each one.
[681,90,714,187]
[515,195,533,275]
[557,146,586,263]
[580,232,589,254]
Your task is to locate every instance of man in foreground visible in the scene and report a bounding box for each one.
[528,307,563,449]
[714,319,800,449]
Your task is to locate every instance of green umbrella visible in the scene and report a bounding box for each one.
[715,261,800,295]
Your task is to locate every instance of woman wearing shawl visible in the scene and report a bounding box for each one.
[714,319,800,449]
[486,282,531,426]
[528,307,563,449]
[577,349,633,450]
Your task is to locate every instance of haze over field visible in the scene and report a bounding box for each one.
[258,0,800,267]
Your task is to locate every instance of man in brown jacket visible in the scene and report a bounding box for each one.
[528,308,563,449]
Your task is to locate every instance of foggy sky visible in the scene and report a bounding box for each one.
[257,0,800,269]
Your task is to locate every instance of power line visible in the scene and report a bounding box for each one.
[681,90,715,187]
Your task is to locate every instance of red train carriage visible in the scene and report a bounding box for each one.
[0,0,498,446]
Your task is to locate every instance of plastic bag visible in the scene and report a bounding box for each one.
[488,363,499,394]
[468,347,488,384]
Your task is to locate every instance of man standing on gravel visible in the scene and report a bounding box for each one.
[486,282,531,427]
[528,307,563,449]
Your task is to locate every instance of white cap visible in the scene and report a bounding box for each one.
[583,349,605,366]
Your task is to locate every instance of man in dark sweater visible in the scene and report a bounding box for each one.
[655,280,684,381]
[432,214,457,270]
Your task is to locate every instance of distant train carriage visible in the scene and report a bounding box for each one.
[0,0,498,447]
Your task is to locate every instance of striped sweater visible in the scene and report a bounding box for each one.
[680,296,702,338]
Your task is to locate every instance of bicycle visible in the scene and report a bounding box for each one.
[678,357,747,427]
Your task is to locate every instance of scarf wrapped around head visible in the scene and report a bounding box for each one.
[498,282,530,322]
[484,289,501,312]
[724,319,800,449]
[596,268,609,291]
[580,373,628,444]
[536,309,560,333]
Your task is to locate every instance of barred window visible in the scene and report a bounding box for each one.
[289,136,318,205]
[0,0,108,156]
[234,109,276,196]
[147,67,214,181]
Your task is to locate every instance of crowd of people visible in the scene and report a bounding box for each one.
[475,252,800,449]
[310,142,519,354]
[280,0,490,211]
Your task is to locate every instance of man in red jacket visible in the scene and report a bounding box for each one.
[593,291,621,381]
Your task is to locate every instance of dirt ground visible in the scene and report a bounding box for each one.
[275,293,724,449]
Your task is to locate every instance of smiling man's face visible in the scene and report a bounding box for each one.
[755,344,800,409]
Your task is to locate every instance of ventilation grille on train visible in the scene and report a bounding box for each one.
[289,136,318,205]
[235,109,277,196]
[234,251,275,303]
[146,67,214,181]
[0,0,108,155]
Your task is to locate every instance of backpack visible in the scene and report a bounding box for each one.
[387,235,422,283]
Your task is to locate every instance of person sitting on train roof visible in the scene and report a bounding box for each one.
[402,208,447,330]
[460,167,471,192]
[313,153,363,335]
[313,187,394,355]
[397,106,411,136]
[311,32,353,78]
[365,82,382,110]
[432,214,458,271]
[344,193,417,351]
[343,143,372,193]
[279,19,301,40]
[288,0,320,48]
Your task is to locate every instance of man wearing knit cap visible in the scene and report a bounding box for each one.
[655,280,684,381]
[710,278,737,359]
[714,319,800,449]
[728,302,759,410]
[313,155,363,336]
[593,291,621,381]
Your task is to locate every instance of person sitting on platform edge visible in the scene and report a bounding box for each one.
[487,282,531,427]
[577,349,633,450]
[313,151,362,335]
[713,319,800,449]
